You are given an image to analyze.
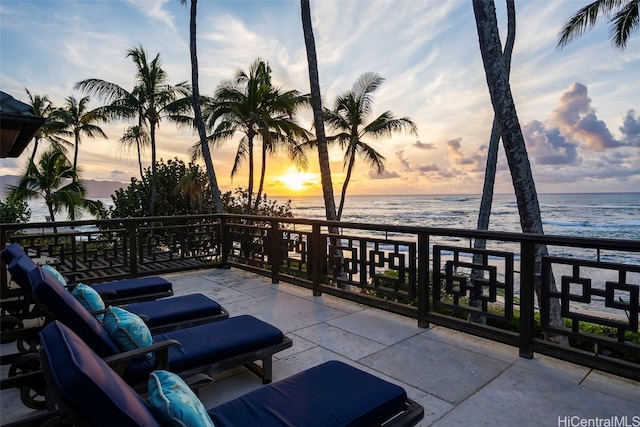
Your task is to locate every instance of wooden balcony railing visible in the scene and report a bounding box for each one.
[2,214,638,380]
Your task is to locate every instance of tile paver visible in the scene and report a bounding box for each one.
[1,267,637,426]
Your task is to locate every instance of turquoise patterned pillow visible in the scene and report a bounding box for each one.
[148,370,215,427]
[71,284,105,321]
[42,265,67,287]
[103,306,153,358]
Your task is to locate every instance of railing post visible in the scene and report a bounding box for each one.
[311,223,322,296]
[417,232,429,328]
[128,221,138,277]
[219,216,228,265]
[1,227,7,299]
[519,240,535,359]
[71,232,77,271]
[269,220,280,284]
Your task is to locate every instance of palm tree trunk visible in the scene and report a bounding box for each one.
[246,134,255,214]
[136,140,144,181]
[301,0,341,288]
[337,152,356,221]
[476,0,515,239]
[301,0,337,223]
[471,0,515,321]
[150,124,157,216]
[73,131,80,179]
[30,138,40,165]
[189,0,223,214]
[473,0,568,345]
[46,201,57,233]
[254,144,267,212]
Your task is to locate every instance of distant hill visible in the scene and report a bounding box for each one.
[0,175,126,199]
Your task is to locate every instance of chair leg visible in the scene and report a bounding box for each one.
[243,357,272,384]
[261,357,272,384]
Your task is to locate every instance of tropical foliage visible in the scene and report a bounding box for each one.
[53,95,108,178]
[558,0,639,49]
[196,58,309,213]
[119,125,150,181]
[321,72,417,219]
[0,198,31,224]
[75,45,192,215]
[110,158,291,219]
[7,147,103,229]
[23,89,60,164]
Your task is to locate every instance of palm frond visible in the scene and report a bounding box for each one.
[558,0,628,48]
[611,0,639,48]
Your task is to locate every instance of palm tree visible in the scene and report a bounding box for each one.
[119,125,149,181]
[252,92,310,212]
[75,45,192,215]
[54,95,108,178]
[24,89,57,165]
[558,0,639,49]
[178,0,224,213]
[202,59,309,213]
[301,0,338,224]
[473,0,567,345]
[7,147,96,231]
[323,72,417,220]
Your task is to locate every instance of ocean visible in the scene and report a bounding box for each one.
[280,193,640,242]
[24,192,640,242]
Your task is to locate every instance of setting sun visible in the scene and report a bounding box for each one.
[277,167,319,193]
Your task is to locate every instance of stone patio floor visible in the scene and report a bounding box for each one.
[2,267,639,426]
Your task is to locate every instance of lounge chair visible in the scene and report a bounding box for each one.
[1,243,174,305]
[25,258,292,385]
[2,254,230,410]
[5,249,228,334]
[39,320,424,427]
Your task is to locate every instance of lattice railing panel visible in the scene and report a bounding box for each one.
[325,235,417,301]
[541,256,639,353]
[432,245,515,321]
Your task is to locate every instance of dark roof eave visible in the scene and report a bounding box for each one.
[0,112,47,158]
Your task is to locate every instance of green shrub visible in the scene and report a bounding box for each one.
[0,198,31,224]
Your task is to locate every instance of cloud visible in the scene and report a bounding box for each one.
[395,150,411,171]
[395,150,440,174]
[413,140,436,150]
[523,120,581,165]
[619,109,640,146]
[445,138,485,171]
[368,170,400,179]
[110,170,129,179]
[417,164,439,172]
[126,0,175,30]
[549,82,621,151]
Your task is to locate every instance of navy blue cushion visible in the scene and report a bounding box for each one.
[1,242,27,264]
[208,360,408,427]
[124,315,284,383]
[28,265,120,358]
[7,255,38,292]
[91,277,172,300]
[125,293,222,328]
[40,321,161,427]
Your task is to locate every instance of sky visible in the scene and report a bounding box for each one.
[1,0,639,196]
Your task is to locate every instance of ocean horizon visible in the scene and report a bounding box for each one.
[23,192,640,242]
